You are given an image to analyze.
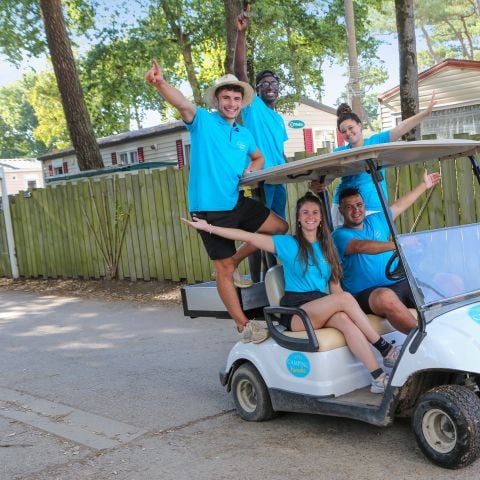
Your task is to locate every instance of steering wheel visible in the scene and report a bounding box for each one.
[385,251,405,281]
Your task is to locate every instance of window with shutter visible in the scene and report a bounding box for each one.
[137,146,144,163]
[303,128,314,153]
[176,140,185,168]
[111,152,118,165]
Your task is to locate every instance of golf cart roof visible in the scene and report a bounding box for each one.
[241,139,480,186]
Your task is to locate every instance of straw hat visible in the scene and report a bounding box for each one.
[204,74,254,108]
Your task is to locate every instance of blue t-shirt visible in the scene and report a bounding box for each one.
[184,108,257,212]
[241,96,288,173]
[272,235,331,293]
[333,131,391,211]
[332,211,396,295]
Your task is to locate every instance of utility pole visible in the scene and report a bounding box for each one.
[344,0,370,126]
[395,0,420,140]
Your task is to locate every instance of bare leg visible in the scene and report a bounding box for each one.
[291,291,381,344]
[325,313,380,372]
[214,257,249,330]
[231,212,288,267]
[368,288,417,334]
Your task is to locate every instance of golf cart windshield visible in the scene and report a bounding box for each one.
[397,223,480,308]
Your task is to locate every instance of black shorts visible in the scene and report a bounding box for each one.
[279,290,328,330]
[354,280,416,314]
[191,194,271,260]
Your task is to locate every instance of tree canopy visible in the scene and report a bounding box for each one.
[0,0,396,158]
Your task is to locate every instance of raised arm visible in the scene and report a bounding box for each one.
[233,6,250,82]
[390,171,441,219]
[145,59,196,123]
[181,217,276,253]
[389,92,436,141]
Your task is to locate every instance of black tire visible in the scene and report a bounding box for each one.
[413,385,480,469]
[231,363,275,422]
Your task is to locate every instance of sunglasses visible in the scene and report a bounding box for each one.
[256,80,279,89]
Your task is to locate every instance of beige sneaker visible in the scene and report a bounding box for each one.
[233,269,253,288]
[238,320,269,344]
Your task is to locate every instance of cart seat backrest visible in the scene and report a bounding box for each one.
[265,264,285,307]
[264,264,413,352]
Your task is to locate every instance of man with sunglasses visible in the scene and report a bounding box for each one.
[234,6,288,221]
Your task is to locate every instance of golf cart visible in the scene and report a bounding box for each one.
[216,139,480,469]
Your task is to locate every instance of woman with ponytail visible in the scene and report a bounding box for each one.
[313,93,436,228]
[182,192,400,394]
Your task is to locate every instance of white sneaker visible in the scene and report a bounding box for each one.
[371,372,389,394]
[238,321,269,344]
[233,269,253,288]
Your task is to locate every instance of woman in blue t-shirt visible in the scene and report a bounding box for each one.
[182,192,400,394]
[313,93,436,228]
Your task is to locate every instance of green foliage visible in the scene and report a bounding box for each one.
[0,0,98,65]
[26,71,71,150]
[0,76,48,157]
[0,0,392,148]
[370,0,480,67]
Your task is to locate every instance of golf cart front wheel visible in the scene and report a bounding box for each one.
[413,385,480,469]
[231,363,275,422]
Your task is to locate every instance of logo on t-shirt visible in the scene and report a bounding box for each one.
[236,141,247,151]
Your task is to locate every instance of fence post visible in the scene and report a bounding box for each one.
[0,167,19,278]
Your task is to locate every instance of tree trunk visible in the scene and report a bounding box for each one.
[395,0,420,140]
[160,0,203,105]
[39,0,104,170]
[224,0,244,73]
[344,0,371,128]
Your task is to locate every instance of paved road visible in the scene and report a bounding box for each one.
[1,291,479,479]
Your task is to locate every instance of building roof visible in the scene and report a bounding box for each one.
[378,59,480,102]
[0,158,41,170]
[38,120,186,162]
[299,96,337,115]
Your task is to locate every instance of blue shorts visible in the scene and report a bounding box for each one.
[263,184,287,220]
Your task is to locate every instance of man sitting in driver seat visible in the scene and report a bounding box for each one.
[332,171,441,334]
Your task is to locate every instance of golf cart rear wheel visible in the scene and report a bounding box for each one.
[413,385,480,469]
[231,363,275,422]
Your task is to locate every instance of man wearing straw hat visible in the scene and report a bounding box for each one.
[145,60,288,342]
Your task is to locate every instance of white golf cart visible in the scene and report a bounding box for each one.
[217,140,480,469]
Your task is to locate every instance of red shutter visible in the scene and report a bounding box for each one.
[62,161,68,174]
[111,152,118,165]
[137,146,144,163]
[176,140,185,169]
[336,130,345,147]
[48,165,53,176]
[303,128,314,153]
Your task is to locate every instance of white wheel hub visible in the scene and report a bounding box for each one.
[422,408,457,453]
[237,378,257,413]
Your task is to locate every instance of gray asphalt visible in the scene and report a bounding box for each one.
[1,291,479,480]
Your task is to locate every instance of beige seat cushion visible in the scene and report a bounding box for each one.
[283,310,417,352]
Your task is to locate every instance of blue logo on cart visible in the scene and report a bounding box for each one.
[288,120,305,129]
[469,305,480,324]
[286,352,310,378]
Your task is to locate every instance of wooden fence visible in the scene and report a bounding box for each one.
[0,151,479,282]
